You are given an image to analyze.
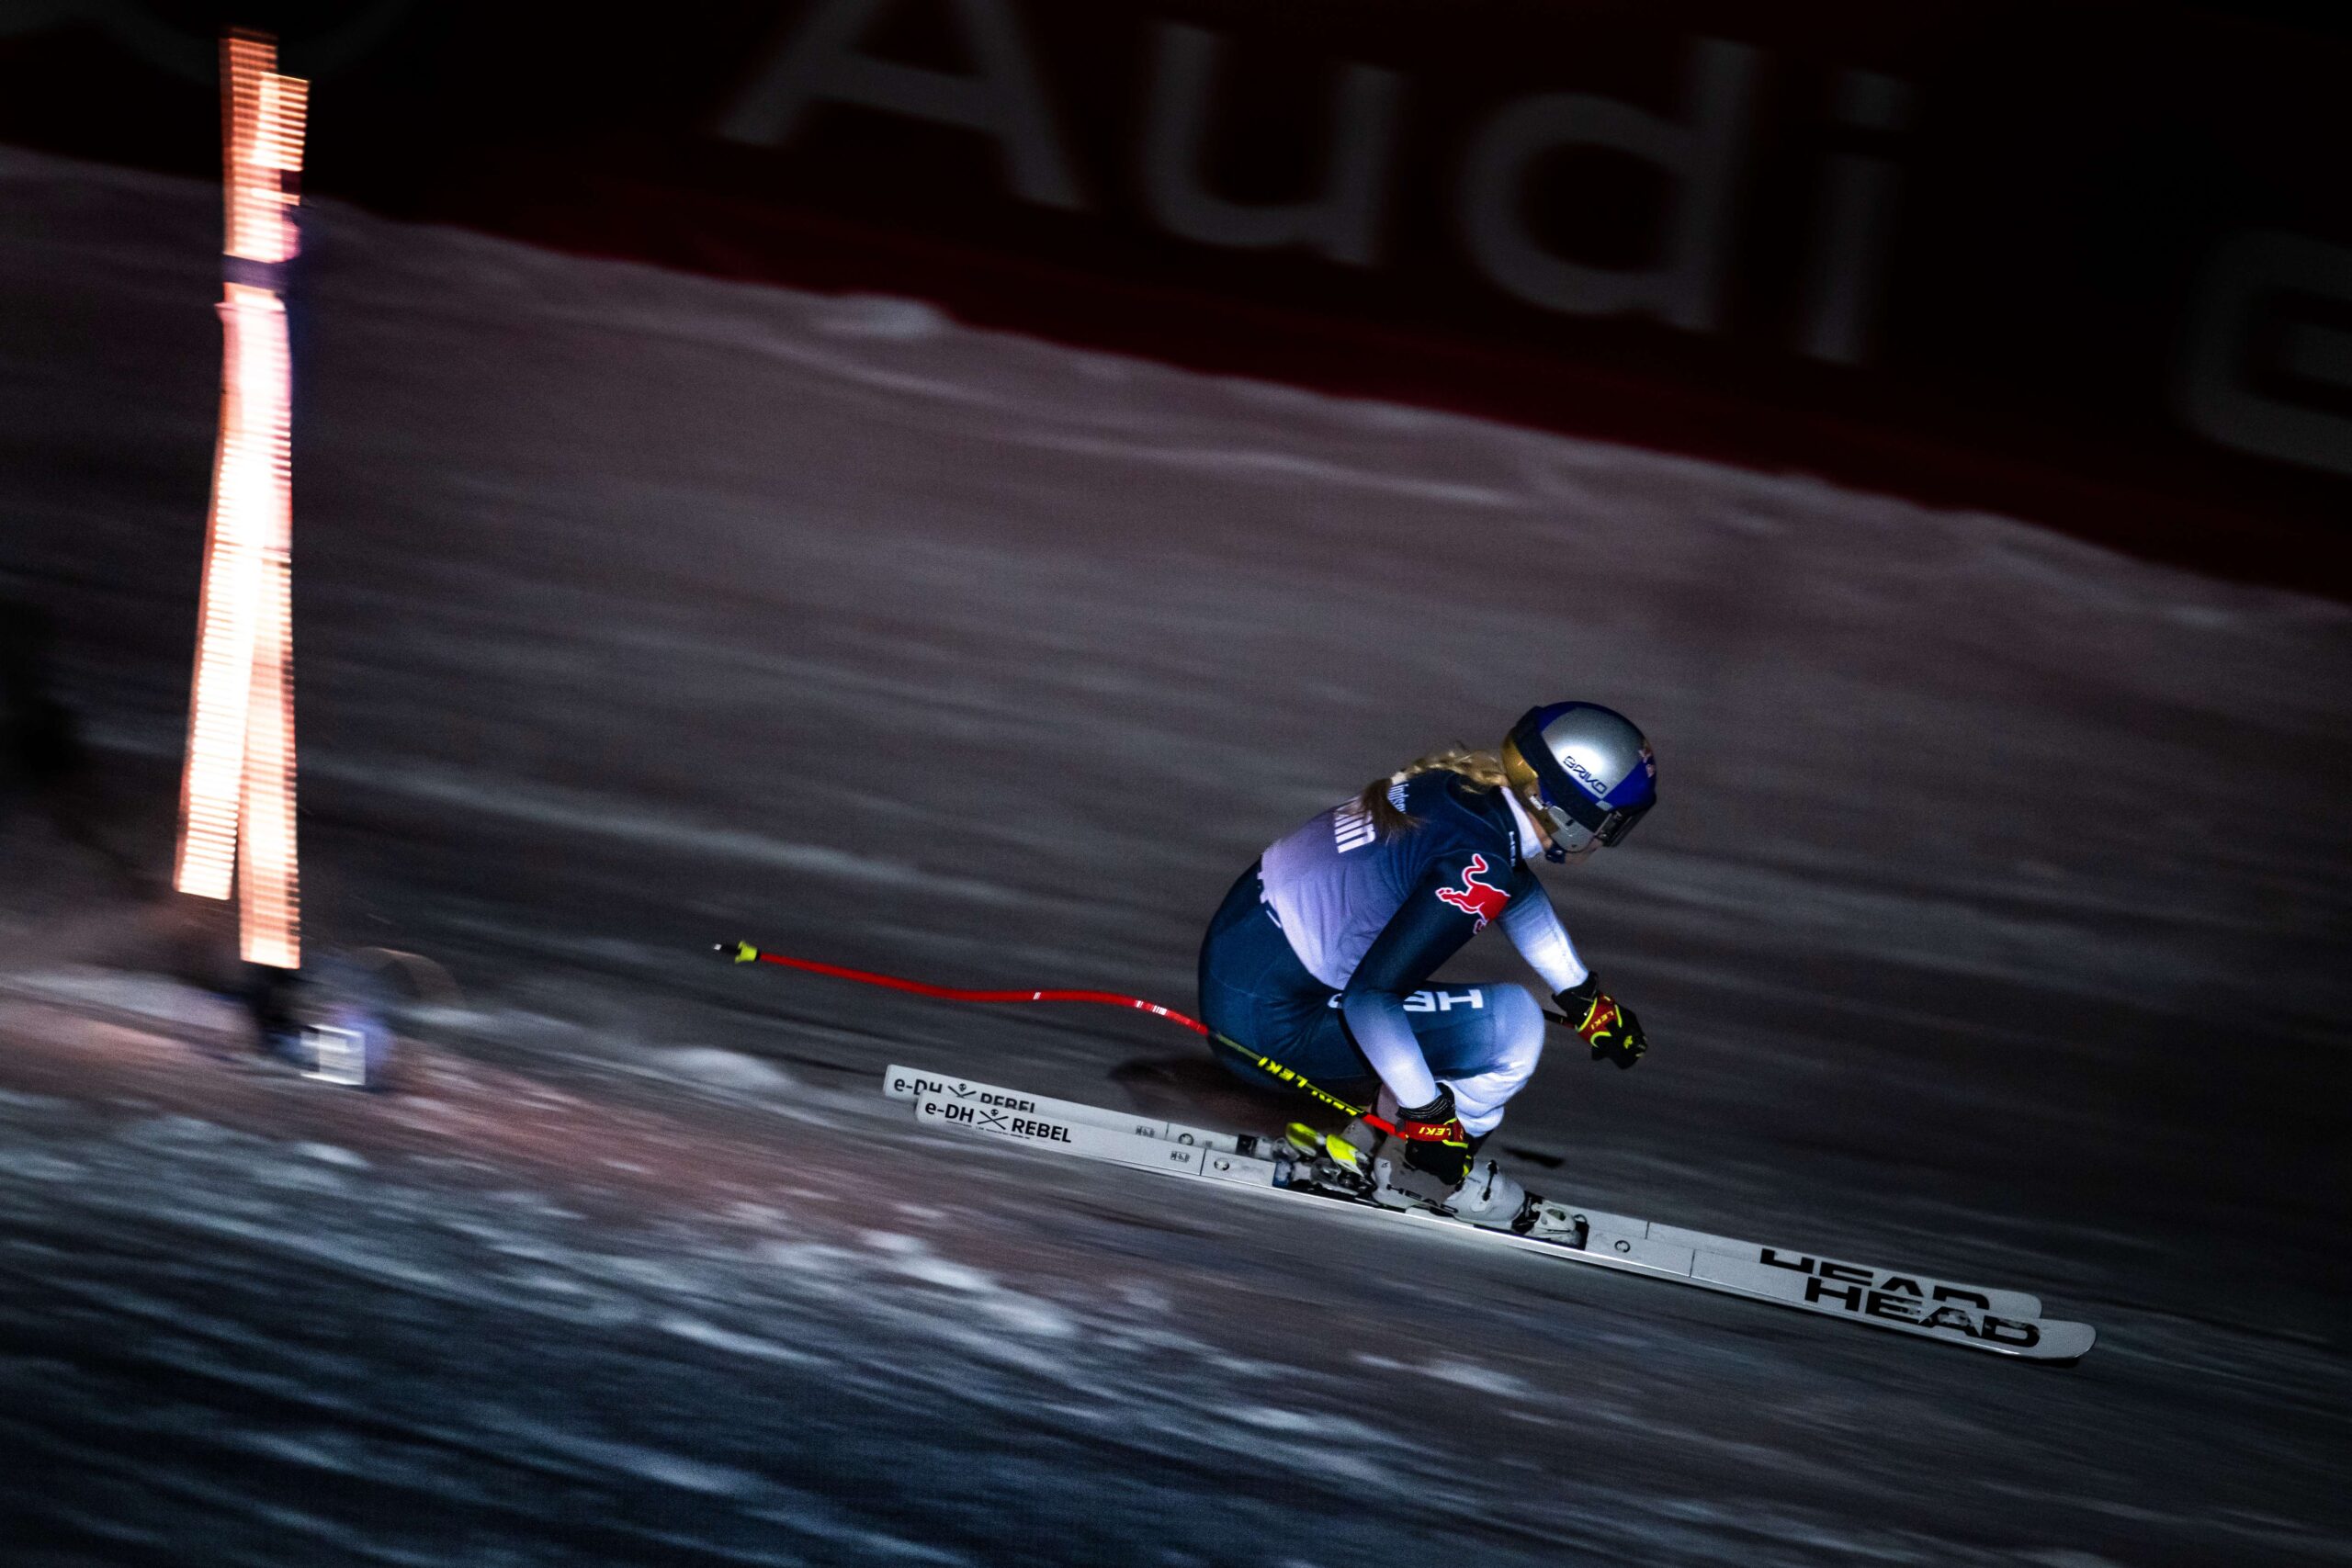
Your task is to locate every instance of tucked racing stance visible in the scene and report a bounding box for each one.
[1197,703,1656,1236]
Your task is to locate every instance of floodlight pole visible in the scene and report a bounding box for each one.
[174,29,308,971]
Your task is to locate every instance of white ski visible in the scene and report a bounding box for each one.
[885,1065,2041,1315]
[890,1067,2093,1362]
[884,1064,1246,1153]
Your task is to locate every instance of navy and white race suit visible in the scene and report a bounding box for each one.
[1196,770,1589,1136]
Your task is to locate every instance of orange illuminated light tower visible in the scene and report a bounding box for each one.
[174,30,308,971]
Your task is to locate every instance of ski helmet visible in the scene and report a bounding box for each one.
[1501,702,1657,859]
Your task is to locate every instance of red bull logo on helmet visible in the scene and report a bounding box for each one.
[1435,853,1510,930]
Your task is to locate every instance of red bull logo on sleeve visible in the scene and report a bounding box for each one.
[1435,854,1510,930]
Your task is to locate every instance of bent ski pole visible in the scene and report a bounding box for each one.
[718,938,1571,1134]
[718,939,1212,1032]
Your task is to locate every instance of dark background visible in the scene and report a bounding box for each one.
[4,0,2348,591]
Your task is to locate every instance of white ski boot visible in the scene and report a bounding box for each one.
[1373,1153,1589,1245]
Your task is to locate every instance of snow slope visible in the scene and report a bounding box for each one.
[1,147,2346,1564]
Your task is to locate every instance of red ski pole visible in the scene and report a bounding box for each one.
[718,938,1382,1123]
[717,940,1212,1034]
[717,938,1575,1134]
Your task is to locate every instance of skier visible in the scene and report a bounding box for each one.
[1197,702,1655,1234]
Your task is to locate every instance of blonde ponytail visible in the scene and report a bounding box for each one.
[1355,746,1510,834]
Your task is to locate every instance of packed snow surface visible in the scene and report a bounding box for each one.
[1,148,2346,1564]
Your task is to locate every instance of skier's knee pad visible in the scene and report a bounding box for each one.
[1433,987,1546,1136]
[1487,984,1546,1077]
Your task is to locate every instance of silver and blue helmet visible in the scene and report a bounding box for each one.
[1501,702,1657,859]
